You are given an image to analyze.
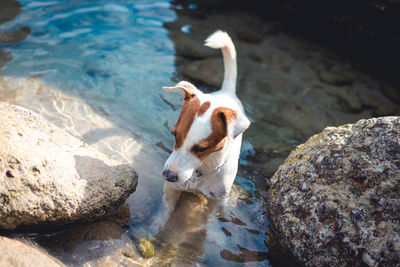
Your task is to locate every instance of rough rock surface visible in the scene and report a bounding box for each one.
[0,236,65,267]
[269,117,400,267]
[0,102,138,230]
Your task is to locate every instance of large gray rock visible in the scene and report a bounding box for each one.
[0,236,65,267]
[268,117,400,267]
[0,102,138,230]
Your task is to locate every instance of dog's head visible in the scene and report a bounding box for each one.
[162,81,250,184]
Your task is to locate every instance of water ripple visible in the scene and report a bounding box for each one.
[59,28,91,38]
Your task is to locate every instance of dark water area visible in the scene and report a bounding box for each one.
[178,0,400,87]
[0,0,399,266]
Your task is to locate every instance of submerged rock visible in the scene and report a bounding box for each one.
[0,236,65,267]
[0,0,22,26]
[170,31,219,59]
[236,29,263,44]
[0,26,31,44]
[269,117,400,267]
[183,57,224,87]
[182,57,244,88]
[32,204,131,264]
[0,49,12,70]
[138,239,155,259]
[318,69,352,86]
[0,0,24,70]
[0,102,138,230]
[381,83,400,103]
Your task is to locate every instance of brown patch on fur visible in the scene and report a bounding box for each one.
[172,95,200,149]
[191,107,237,160]
[198,101,210,116]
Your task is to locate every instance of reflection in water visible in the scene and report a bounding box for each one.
[150,190,273,266]
[155,193,214,266]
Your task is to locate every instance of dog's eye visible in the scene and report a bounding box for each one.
[191,145,208,153]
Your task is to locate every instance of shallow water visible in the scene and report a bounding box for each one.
[1,0,177,140]
[0,1,274,266]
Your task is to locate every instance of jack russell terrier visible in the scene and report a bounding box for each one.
[161,30,250,213]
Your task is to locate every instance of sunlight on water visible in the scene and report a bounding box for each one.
[0,1,269,266]
[1,0,177,142]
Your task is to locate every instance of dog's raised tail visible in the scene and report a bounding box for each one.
[205,30,237,94]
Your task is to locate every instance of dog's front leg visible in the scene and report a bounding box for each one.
[163,182,183,215]
[149,183,182,234]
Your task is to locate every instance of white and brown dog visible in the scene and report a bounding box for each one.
[161,30,250,213]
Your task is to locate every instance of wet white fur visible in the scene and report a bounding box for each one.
[162,30,250,214]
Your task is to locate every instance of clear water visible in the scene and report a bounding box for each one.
[0,1,271,266]
[1,0,177,141]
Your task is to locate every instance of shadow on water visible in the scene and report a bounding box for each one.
[21,205,131,266]
[146,191,301,266]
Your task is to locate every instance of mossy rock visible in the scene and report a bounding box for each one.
[138,239,155,259]
[269,116,400,267]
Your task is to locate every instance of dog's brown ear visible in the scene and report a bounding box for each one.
[216,107,250,139]
[163,81,198,100]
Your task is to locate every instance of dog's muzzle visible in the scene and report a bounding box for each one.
[162,169,179,182]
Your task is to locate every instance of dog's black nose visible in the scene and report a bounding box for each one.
[162,170,178,182]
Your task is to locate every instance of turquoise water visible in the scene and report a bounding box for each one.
[0,1,271,266]
[1,0,177,141]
